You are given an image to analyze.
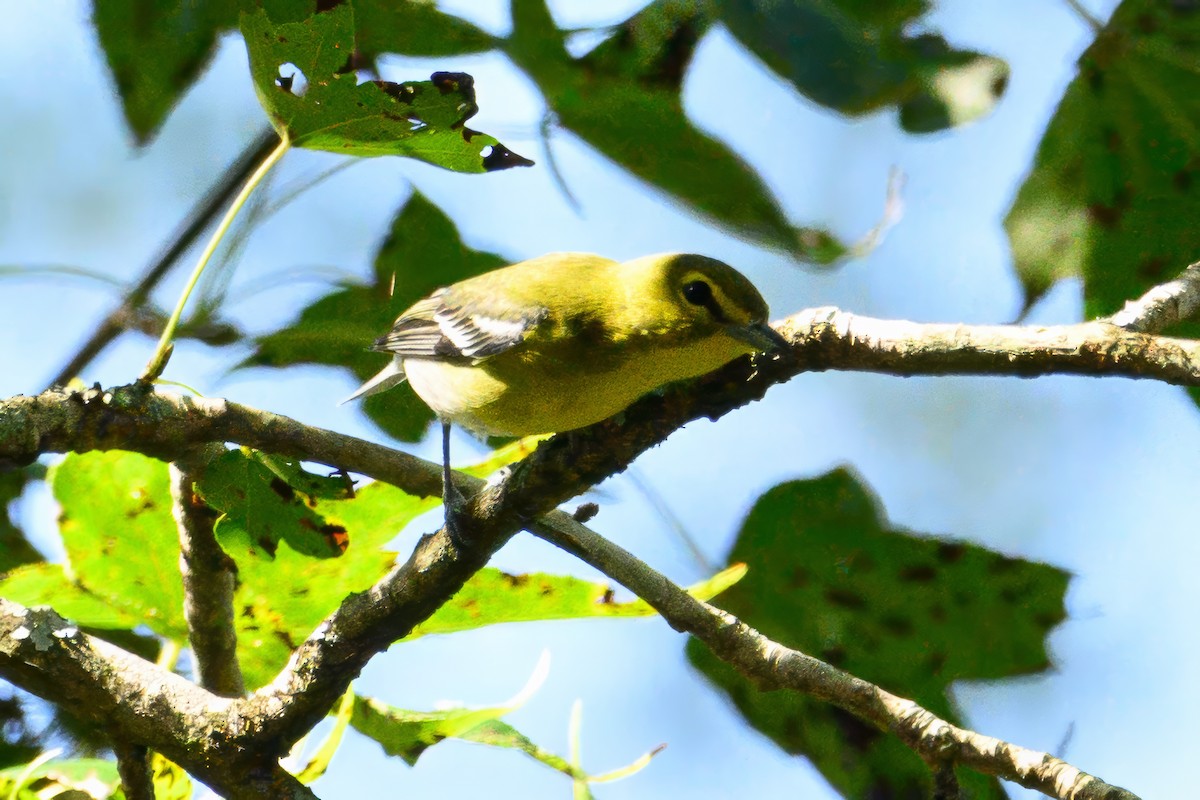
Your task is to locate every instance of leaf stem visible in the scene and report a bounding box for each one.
[140,134,291,382]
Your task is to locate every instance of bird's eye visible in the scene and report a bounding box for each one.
[682,280,713,306]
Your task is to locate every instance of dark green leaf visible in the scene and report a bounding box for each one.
[245,191,508,442]
[49,452,188,639]
[688,469,1068,799]
[1006,1,1200,325]
[716,0,1007,133]
[355,1,497,58]
[92,0,239,143]
[506,0,843,262]
[197,449,354,559]
[0,468,42,574]
[240,4,532,171]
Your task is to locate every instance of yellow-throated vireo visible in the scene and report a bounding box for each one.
[348,252,785,540]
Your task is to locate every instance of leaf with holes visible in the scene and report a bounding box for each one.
[688,470,1067,799]
[240,4,532,172]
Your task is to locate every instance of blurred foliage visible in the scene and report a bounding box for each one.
[0,468,41,574]
[91,0,1005,260]
[1006,1,1200,328]
[716,0,1008,132]
[0,756,123,800]
[92,0,239,142]
[0,0,1148,795]
[689,470,1067,799]
[246,191,508,442]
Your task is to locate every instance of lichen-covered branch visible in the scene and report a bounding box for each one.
[0,600,314,799]
[0,298,1186,797]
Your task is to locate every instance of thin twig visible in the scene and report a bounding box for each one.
[141,135,291,382]
[47,127,280,390]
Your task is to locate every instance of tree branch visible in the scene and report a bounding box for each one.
[1106,260,1200,333]
[171,448,244,697]
[0,600,316,799]
[112,739,153,800]
[2,297,1187,796]
[527,516,1139,800]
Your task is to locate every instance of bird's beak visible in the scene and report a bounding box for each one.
[727,321,788,353]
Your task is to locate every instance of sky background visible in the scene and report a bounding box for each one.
[0,1,1189,798]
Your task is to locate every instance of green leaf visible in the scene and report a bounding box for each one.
[197,449,354,559]
[716,0,1008,133]
[50,452,188,640]
[150,752,193,800]
[221,477,428,688]
[410,563,745,638]
[351,652,550,765]
[355,1,497,58]
[1006,1,1200,324]
[295,687,356,784]
[92,0,239,142]
[244,191,509,442]
[688,469,1067,799]
[0,468,42,574]
[0,564,141,630]
[0,755,122,800]
[240,4,532,171]
[506,0,844,262]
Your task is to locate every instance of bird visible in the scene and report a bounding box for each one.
[347,251,785,542]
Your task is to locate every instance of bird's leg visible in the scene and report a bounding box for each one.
[441,420,468,547]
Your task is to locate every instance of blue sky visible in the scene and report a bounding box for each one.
[1,1,1187,798]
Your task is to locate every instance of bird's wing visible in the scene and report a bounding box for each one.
[372,289,548,362]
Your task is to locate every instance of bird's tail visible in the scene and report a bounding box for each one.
[340,358,408,405]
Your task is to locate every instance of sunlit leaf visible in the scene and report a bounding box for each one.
[410,563,745,638]
[0,755,121,800]
[689,469,1067,799]
[49,452,187,639]
[150,752,192,800]
[351,652,550,765]
[241,4,532,172]
[294,687,356,784]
